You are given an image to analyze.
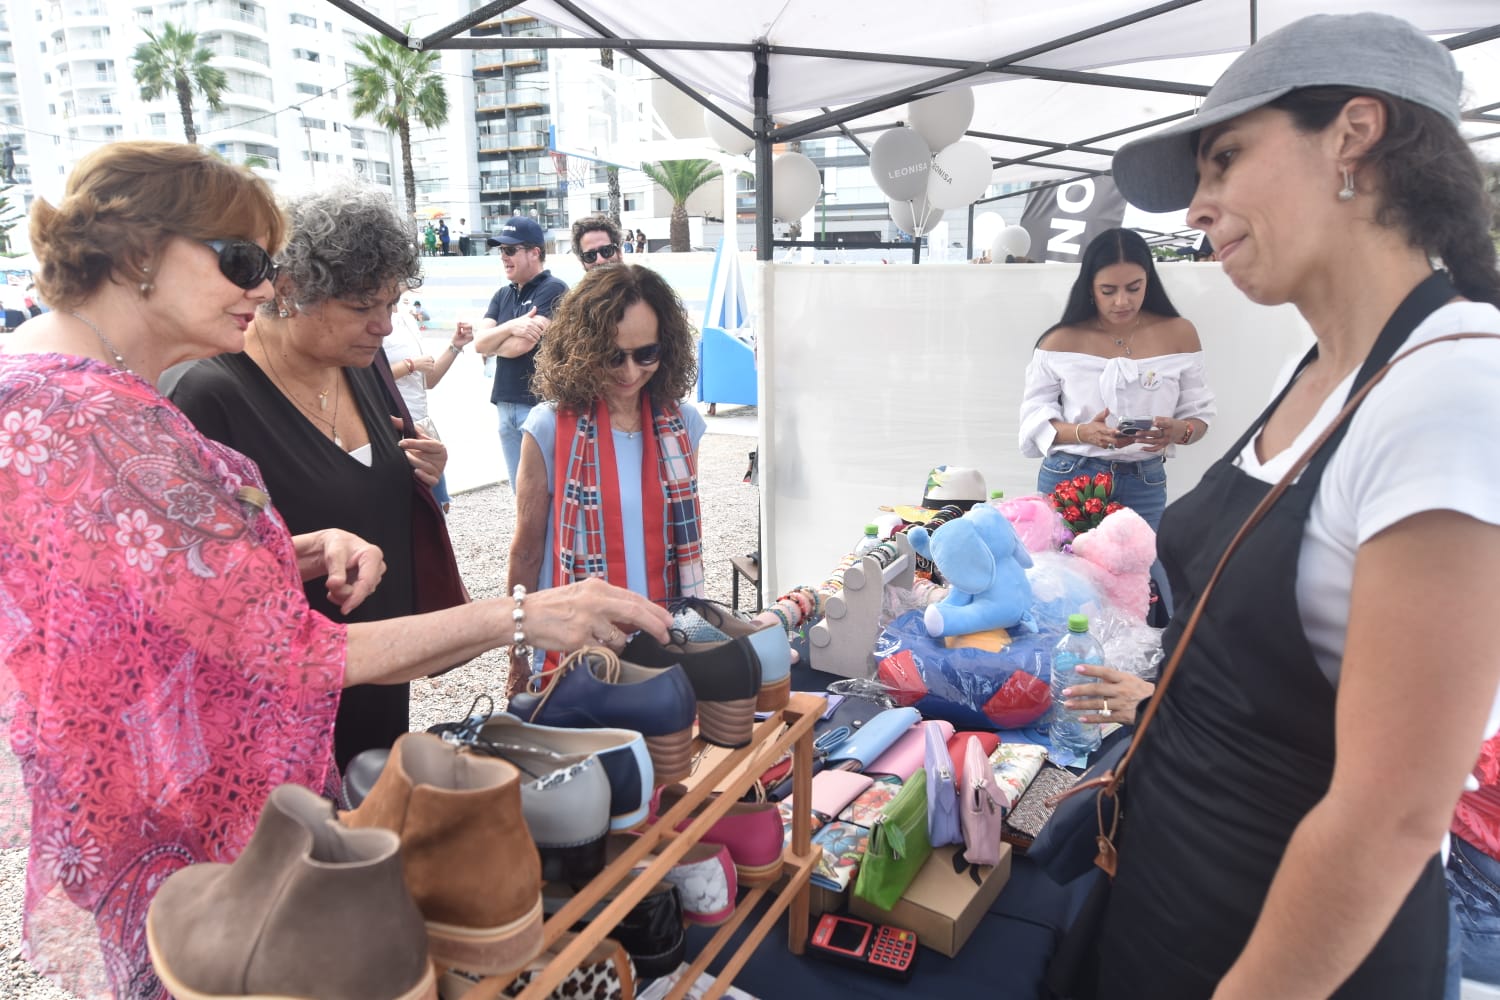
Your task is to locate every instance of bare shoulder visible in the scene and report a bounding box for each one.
[1036,324,1092,353]
[1151,315,1202,353]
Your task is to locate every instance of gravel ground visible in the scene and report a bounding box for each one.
[0,419,760,1000]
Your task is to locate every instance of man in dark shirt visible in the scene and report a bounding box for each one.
[474,216,569,490]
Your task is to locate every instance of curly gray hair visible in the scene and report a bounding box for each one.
[272,181,421,310]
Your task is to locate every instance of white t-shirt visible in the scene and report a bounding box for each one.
[383,316,429,423]
[1234,301,1500,739]
[1019,350,1216,460]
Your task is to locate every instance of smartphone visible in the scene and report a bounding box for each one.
[1116,417,1155,436]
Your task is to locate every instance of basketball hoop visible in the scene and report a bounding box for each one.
[549,150,595,195]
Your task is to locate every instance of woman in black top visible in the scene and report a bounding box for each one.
[172,181,442,768]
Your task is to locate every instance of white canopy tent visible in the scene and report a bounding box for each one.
[318,0,1500,592]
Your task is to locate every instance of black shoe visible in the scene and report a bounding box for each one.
[622,629,762,749]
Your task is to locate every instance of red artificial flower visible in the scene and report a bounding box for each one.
[1056,484,1078,503]
[1093,472,1113,493]
[1064,505,1083,522]
[1071,475,1092,492]
[1105,501,1125,514]
[1084,497,1105,515]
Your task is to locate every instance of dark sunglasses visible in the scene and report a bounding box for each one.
[607,343,662,368]
[498,243,533,258]
[203,239,278,290]
[581,243,620,264]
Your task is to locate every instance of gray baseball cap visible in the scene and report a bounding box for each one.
[1112,13,1463,213]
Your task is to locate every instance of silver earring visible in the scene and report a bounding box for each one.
[278,307,290,318]
[1337,168,1356,202]
[139,281,153,293]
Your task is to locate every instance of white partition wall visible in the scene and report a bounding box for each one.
[757,261,1315,597]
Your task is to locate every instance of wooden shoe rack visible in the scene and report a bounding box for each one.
[455,691,827,1000]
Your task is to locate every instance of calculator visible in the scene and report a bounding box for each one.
[807,912,917,981]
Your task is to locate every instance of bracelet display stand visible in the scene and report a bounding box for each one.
[807,533,914,680]
[456,691,828,1000]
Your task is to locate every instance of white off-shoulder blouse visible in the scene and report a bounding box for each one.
[1018,350,1217,461]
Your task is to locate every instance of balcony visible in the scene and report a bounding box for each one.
[505,87,546,110]
[479,174,509,192]
[509,129,547,150]
[198,2,268,32]
[504,48,541,66]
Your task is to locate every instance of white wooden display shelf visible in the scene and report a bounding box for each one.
[455,691,827,1000]
[808,532,915,679]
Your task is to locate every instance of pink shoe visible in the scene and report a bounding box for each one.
[652,787,784,887]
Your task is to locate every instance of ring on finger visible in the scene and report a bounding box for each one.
[1101,698,1111,717]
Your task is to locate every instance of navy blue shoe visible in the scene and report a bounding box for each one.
[507,647,697,786]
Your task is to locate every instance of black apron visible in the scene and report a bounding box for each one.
[1096,274,1456,999]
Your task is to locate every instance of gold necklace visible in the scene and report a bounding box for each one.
[255,333,345,449]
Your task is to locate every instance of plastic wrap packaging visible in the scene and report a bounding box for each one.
[873,607,1163,733]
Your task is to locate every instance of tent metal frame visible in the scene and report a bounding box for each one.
[316,0,1498,260]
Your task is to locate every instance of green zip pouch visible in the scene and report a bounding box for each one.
[852,768,932,911]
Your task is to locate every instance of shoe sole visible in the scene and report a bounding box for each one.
[732,856,784,888]
[698,695,756,749]
[538,832,608,884]
[147,920,439,1000]
[644,726,695,785]
[426,897,544,974]
[755,674,791,713]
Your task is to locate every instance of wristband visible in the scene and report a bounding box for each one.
[448,343,463,357]
[1074,423,1085,446]
[1179,422,1196,445]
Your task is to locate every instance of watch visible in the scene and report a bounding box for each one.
[448,343,463,357]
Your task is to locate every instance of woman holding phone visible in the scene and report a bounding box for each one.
[1019,227,1216,534]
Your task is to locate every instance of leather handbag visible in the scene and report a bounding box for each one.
[820,707,921,772]
[853,769,932,911]
[923,722,963,848]
[1039,328,1500,884]
[373,351,470,619]
[960,735,1006,867]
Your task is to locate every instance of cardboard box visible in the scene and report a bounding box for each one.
[848,844,1012,957]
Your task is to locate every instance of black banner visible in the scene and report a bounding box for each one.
[1019,176,1128,263]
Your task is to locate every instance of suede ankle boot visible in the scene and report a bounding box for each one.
[146,783,437,1000]
[344,731,545,974]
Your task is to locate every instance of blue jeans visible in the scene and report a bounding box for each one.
[1038,452,1171,615]
[496,400,536,492]
[432,471,451,509]
[1447,835,1500,986]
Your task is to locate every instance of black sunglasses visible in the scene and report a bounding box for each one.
[581,243,620,264]
[607,343,662,368]
[203,239,278,290]
[498,243,534,258]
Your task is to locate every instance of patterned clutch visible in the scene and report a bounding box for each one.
[1002,764,1080,851]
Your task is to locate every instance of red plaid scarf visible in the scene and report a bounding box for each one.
[553,395,705,601]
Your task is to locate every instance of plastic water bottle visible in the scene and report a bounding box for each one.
[853,524,880,558]
[1049,614,1104,757]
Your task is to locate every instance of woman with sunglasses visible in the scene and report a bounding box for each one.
[506,263,704,696]
[0,142,671,997]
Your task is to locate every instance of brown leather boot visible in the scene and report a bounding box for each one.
[344,732,544,974]
[146,783,436,1000]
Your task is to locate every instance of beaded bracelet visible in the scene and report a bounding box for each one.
[789,589,814,621]
[510,584,531,662]
[767,604,794,632]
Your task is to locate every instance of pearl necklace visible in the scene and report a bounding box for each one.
[70,311,133,373]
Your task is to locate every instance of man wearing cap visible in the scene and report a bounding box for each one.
[474,215,569,490]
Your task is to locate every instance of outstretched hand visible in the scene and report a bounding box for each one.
[520,577,674,655]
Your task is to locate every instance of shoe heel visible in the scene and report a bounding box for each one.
[644,727,695,785]
[755,675,791,712]
[426,898,544,975]
[539,834,608,884]
[697,695,756,749]
[733,856,783,888]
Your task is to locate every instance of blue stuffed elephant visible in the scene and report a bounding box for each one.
[907,504,1035,637]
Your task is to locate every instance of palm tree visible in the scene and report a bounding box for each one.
[640,159,722,252]
[599,47,621,224]
[349,30,449,223]
[132,23,226,145]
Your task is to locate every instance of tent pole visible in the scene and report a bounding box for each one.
[967,203,976,260]
[754,42,773,262]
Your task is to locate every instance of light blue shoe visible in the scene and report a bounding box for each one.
[668,599,792,711]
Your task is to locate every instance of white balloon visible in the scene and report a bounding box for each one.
[704,106,755,156]
[869,126,931,202]
[993,224,1032,260]
[771,152,822,222]
[888,197,943,237]
[907,87,975,153]
[973,211,1004,251]
[925,140,992,210]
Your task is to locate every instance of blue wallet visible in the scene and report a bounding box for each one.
[819,707,921,771]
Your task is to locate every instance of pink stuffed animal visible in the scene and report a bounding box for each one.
[1065,507,1157,620]
[994,494,1073,554]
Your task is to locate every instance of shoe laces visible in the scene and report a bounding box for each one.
[427,693,496,745]
[529,645,620,716]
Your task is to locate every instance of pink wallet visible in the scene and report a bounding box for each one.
[865,719,955,780]
[786,769,874,824]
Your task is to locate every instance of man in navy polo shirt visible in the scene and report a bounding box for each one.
[474,216,569,490]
